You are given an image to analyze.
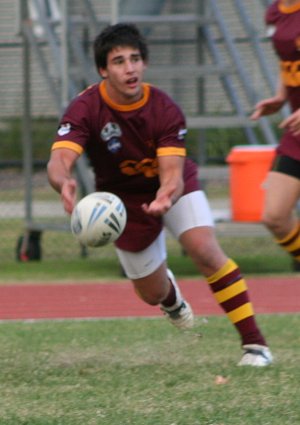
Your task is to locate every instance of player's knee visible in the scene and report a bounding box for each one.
[184,240,227,276]
[262,210,285,232]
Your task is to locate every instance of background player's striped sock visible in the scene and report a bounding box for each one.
[276,221,300,262]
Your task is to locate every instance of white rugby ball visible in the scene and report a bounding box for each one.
[70,192,127,247]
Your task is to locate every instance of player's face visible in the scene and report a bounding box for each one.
[100,46,147,104]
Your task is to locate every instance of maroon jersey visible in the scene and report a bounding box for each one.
[266,1,300,160]
[52,81,199,251]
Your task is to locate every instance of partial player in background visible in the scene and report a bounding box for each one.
[251,0,300,265]
[47,23,272,367]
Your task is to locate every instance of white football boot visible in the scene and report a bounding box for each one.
[238,344,273,367]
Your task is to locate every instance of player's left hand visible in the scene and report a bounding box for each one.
[279,109,300,135]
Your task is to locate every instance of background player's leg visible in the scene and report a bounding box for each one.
[263,171,300,262]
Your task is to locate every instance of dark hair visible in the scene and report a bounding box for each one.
[93,23,149,70]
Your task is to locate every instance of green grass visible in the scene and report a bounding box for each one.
[0,212,295,281]
[0,232,294,283]
[0,314,299,424]
[0,251,294,283]
[1,258,123,283]
[0,117,57,160]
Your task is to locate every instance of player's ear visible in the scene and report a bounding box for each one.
[99,67,107,78]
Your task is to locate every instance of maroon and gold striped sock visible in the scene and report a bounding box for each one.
[276,222,300,262]
[207,259,266,346]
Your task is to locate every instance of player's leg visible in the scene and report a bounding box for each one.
[262,158,300,262]
[180,227,272,365]
[115,232,193,329]
[165,191,272,366]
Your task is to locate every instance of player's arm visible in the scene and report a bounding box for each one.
[47,148,80,214]
[250,77,287,120]
[142,155,184,216]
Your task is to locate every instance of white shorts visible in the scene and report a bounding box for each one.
[115,190,214,279]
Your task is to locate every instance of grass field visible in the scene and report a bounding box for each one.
[0,314,299,425]
[1,221,297,424]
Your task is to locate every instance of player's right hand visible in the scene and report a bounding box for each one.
[61,178,77,215]
[250,97,285,120]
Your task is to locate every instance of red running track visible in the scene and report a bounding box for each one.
[0,276,299,321]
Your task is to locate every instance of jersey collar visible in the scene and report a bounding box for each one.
[99,80,150,111]
[279,0,300,13]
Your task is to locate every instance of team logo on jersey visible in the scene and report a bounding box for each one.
[177,128,187,140]
[107,138,122,153]
[120,158,158,178]
[101,122,122,153]
[266,25,276,38]
[57,123,71,136]
[101,122,122,141]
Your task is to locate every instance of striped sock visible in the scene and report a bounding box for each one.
[207,258,266,346]
[276,222,300,262]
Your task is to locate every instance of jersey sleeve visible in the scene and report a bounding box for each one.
[51,96,92,155]
[155,94,187,158]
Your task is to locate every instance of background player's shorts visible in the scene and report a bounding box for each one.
[115,190,214,279]
[272,154,300,180]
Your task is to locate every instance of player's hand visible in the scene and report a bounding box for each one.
[141,197,173,217]
[61,178,77,214]
[279,109,300,135]
[250,97,285,120]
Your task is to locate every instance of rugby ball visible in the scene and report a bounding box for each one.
[70,192,127,247]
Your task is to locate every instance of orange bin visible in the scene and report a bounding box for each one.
[226,145,276,222]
